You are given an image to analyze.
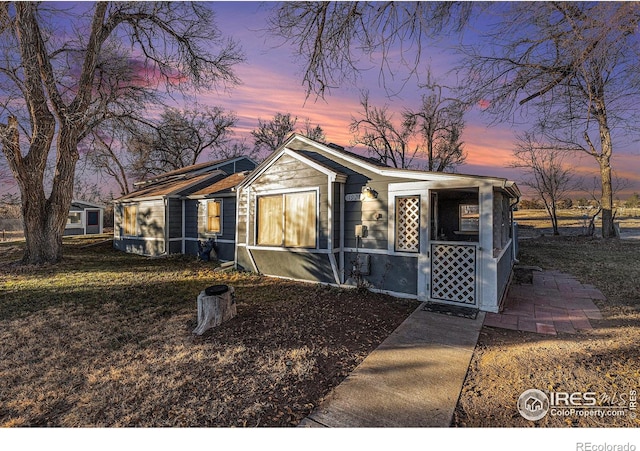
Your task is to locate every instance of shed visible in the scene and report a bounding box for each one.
[235,134,521,313]
[113,156,256,258]
[64,200,105,236]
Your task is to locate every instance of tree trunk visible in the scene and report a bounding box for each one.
[594,87,616,239]
[599,157,615,238]
[14,125,79,265]
[193,285,236,335]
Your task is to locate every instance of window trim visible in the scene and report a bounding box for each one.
[255,188,319,249]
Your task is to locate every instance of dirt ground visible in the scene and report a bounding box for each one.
[453,235,640,427]
[0,240,419,427]
[2,222,639,427]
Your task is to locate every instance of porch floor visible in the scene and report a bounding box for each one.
[484,269,604,335]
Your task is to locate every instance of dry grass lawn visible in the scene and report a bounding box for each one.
[0,238,417,427]
[454,235,640,427]
[3,211,640,428]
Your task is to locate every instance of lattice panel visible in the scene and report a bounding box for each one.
[431,244,477,305]
[396,196,420,252]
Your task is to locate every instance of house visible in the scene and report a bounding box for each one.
[113,156,257,259]
[235,134,521,313]
[64,200,105,236]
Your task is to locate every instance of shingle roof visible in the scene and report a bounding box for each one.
[190,172,248,197]
[117,171,223,200]
[117,156,257,201]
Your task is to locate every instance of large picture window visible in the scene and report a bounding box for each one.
[257,191,317,248]
[206,200,222,233]
[123,205,137,236]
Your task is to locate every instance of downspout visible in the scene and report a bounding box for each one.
[163,197,169,256]
[509,192,520,264]
[181,198,186,254]
[339,182,345,284]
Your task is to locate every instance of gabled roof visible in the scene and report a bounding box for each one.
[239,133,520,198]
[117,155,258,202]
[71,200,105,210]
[133,156,256,188]
[116,170,227,201]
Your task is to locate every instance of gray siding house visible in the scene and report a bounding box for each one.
[235,134,521,313]
[64,200,105,236]
[113,156,256,259]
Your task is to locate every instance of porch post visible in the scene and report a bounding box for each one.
[478,183,497,311]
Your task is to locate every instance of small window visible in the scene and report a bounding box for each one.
[123,205,137,236]
[206,200,222,234]
[67,212,82,227]
[395,196,420,252]
[459,204,479,232]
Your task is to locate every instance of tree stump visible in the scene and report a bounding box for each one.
[193,285,236,335]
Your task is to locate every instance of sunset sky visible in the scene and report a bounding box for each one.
[200,2,640,199]
[0,2,638,200]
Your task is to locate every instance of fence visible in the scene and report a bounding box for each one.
[0,218,24,241]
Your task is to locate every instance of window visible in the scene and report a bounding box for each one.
[87,211,100,227]
[257,191,317,248]
[67,212,82,227]
[395,196,420,252]
[257,195,283,245]
[123,205,137,236]
[206,200,222,233]
[459,204,479,232]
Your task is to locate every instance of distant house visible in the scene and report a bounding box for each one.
[64,200,105,236]
[235,134,521,313]
[113,156,257,259]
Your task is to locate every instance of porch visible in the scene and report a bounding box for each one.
[390,182,518,312]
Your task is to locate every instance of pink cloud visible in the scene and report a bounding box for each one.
[477,99,491,110]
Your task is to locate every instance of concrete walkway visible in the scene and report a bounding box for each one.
[298,304,485,428]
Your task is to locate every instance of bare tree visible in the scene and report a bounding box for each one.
[268,2,640,239]
[460,2,640,238]
[0,2,243,264]
[349,92,417,169]
[404,80,466,172]
[217,138,262,162]
[511,133,576,235]
[267,2,472,97]
[302,119,326,143]
[251,113,326,153]
[251,112,298,153]
[579,173,631,236]
[129,106,238,177]
[85,122,141,197]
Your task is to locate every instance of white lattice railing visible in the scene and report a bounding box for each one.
[430,242,477,305]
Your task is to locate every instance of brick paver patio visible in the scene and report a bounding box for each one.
[484,269,604,335]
